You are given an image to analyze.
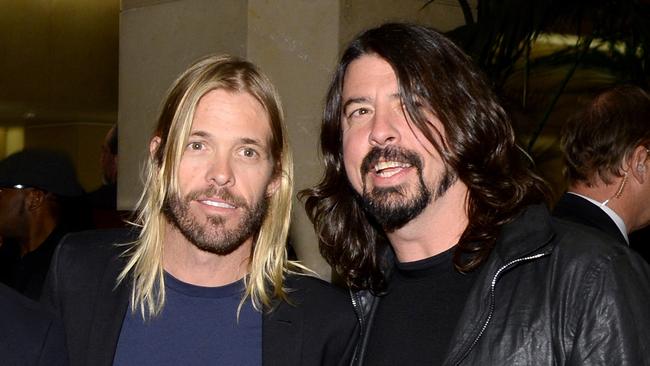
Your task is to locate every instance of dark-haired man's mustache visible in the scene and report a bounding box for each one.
[360,146,423,177]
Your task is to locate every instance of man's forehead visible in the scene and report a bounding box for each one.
[342,55,398,93]
[190,89,272,137]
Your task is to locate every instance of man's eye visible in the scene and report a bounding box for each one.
[348,108,370,119]
[241,148,259,158]
[187,142,203,150]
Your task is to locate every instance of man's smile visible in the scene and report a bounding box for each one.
[198,199,236,209]
[373,161,413,178]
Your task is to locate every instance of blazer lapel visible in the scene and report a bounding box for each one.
[262,300,303,365]
[85,253,130,366]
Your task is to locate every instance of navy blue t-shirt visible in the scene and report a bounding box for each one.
[113,273,262,365]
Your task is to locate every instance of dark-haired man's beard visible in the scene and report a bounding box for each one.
[359,146,455,232]
[163,187,268,255]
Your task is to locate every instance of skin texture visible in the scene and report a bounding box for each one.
[0,188,57,255]
[0,188,28,239]
[156,89,278,287]
[340,54,469,263]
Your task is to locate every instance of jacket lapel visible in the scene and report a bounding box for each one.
[85,250,130,366]
[262,300,303,365]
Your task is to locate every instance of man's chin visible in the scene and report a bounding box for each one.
[361,187,431,232]
[190,235,245,256]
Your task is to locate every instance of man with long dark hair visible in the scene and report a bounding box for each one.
[302,23,650,365]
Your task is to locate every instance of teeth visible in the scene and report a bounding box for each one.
[201,200,235,209]
[377,170,399,178]
[374,161,411,172]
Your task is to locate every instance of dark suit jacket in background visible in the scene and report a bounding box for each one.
[553,193,650,263]
[553,193,628,244]
[41,229,357,366]
[0,282,67,366]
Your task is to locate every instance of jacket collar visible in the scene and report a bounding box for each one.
[493,204,556,264]
[375,205,555,281]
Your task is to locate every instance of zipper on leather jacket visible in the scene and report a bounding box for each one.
[350,290,366,365]
[350,290,366,330]
[454,251,551,366]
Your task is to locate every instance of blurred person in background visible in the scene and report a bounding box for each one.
[87,124,118,211]
[555,85,650,262]
[0,149,88,300]
[86,124,127,228]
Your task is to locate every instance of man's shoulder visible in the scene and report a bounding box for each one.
[550,217,650,274]
[51,227,137,283]
[0,282,58,332]
[0,283,65,361]
[265,274,358,365]
[58,227,137,260]
[283,273,350,309]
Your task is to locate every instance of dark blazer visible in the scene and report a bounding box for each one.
[552,192,628,244]
[41,229,357,366]
[0,282,67,366]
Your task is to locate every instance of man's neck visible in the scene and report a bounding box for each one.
[162,223,252,287]
[387,180,469,263]
[22,211,58,256]
[569,181,632,234]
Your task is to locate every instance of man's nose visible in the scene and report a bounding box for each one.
[206,157,235,187]
[368,107,400,147]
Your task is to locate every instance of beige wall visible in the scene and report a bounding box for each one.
[247,0,341,277]
[118,0,471,278]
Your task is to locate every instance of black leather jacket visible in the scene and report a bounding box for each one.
[350,205,650,365]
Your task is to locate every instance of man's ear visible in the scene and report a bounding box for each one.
[149,136,162,158]
[25,189,46,211]
[266,174,282,197]
[629,145,649,184]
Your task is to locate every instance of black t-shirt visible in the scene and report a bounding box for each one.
[364,246,480,365]
[0,227,66,300]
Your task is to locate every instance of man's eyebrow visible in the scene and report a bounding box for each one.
[239,137,266,147]
[342,93,402,112]
[189,131,266,147]
[342,97,370,112]
[189,130,211,138]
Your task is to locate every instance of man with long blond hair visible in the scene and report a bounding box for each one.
[41,55,357,365]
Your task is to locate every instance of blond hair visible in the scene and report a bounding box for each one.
[118,55,298,318]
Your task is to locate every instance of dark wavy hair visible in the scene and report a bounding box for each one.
[562,85,650,186]
[300,23,549,292]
